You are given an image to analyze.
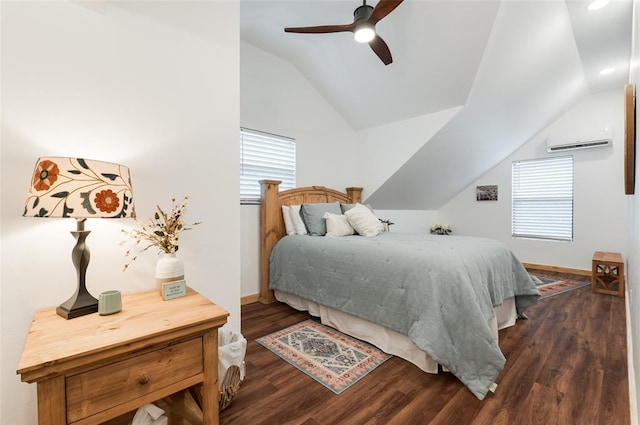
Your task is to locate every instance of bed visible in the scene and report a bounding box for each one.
[258,180,540,400]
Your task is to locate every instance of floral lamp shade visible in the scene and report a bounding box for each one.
[24,157,135,219]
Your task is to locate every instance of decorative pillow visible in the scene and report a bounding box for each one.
[300,202,342,236]
[281,206,296,236]
[344,203,383,237]
[288,205,308,235]
[324,212,355,237]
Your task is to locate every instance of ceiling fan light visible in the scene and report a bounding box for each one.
[354,23,375,43]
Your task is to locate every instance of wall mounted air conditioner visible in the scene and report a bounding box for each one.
[546,127,612,153]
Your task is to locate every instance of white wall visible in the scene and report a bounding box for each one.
[0,2,239,424]
[440,89,627,271]
[241,205,260,298]
[626,0,640,422]
[241,42,358,189]
[374,209,438,234]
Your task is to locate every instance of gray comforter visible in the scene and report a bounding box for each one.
[269,232,540,399]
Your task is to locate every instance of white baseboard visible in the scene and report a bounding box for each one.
[627,292,638,425]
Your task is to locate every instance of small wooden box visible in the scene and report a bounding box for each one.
[591,251,625,297]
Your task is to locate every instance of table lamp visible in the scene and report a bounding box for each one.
[24,157,135,319]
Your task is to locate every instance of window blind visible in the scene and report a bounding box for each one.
[240,128,296,202]
[512,156,574,241]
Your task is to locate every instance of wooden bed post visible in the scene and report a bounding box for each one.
[259,180,281,304]
[346,187,363,204]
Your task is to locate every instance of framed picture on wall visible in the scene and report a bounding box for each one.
[476,185,498,201]
[624,83,636,195]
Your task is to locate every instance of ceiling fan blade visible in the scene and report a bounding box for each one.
[368,0,404,25]
[284,23,356,34]
[369,34,393,65]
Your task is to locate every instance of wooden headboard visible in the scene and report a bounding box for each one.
[259,180,363,303]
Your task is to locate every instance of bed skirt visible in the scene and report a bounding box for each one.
[274,290,517,374]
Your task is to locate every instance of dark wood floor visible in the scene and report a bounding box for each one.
[221,275,629,424]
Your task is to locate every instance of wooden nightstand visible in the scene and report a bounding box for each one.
[16,287,228,425]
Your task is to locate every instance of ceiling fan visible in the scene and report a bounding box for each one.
[284,0,404,66]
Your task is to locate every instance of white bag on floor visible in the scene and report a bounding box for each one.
[218,327,247,388]
[130,403,167,425]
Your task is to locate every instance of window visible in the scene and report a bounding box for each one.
[240,128,296,202]
[512,156,574,241]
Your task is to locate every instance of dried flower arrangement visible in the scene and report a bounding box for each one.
[121,196,201,271]
[430,223,452,235]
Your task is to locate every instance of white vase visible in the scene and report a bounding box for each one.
[155,252,185,286]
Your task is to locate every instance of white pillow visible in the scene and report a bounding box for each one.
[288,204,308,235]
[282,206,296,236]
[344,203,383,237]
[323,212,355,237]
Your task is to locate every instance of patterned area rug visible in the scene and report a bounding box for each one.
[530,272,591,298]
[256,319,391,394]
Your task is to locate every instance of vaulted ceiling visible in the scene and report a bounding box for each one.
[242,0,501,130]
[242,0,633,209]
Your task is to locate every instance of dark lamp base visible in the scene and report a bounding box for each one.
[56,303,98,319]
[56,293,99,319]
[57,220,99,320]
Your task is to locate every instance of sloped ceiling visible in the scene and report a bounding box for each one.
[241,0,501,130]
[241,0,633,209]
